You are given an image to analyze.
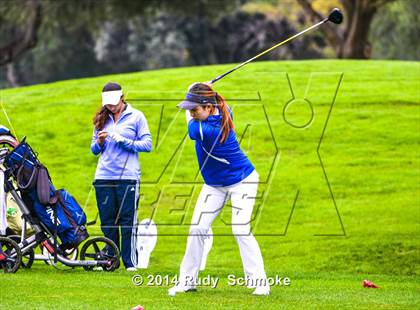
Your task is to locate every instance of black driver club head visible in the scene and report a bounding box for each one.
[328,8,343,24]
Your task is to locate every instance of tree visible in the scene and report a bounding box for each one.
[0,0,42,66]
[210,10,324,63]
[0,0,42,86]
[370,0,420,60]
[0,0,239,87]
[297,0,395,58]
[0,0,102,86]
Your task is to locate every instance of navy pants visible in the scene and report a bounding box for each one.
[93,179,139,268]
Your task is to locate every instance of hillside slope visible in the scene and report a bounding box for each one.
[0,60,419,308]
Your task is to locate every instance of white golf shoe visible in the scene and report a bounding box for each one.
[168,284,197,296]
[252,285,270,296]
[126,267,137,272]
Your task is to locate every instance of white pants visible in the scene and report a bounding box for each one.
[179,170,267,286]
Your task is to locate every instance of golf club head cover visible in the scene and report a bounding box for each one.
[136,219,157,269]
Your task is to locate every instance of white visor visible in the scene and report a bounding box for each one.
[102,90,123,106]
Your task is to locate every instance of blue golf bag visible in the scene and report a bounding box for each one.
[4,139,88,249]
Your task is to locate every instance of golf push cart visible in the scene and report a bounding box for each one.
[0,125,120,273]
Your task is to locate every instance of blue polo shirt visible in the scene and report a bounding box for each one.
[188,112,254,187]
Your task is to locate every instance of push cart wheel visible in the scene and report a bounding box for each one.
[80,236,120,272]
[9,235,34,269]
[0,236,22,273]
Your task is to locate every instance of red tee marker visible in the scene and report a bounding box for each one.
[363,279,379,288]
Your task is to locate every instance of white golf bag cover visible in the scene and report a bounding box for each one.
[136,218,157,269]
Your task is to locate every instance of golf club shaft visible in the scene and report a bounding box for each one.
[210,18,328,84]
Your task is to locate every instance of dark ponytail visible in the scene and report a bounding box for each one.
[94,82,124,131]
[215,92,234,143]
[93,106,112,131]
[189,83,234,143]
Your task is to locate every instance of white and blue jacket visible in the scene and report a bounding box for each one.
[91,103,152,180]
[188,110,254,187]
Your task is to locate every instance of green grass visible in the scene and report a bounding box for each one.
[1,266,418,309]
[0,60,419,309]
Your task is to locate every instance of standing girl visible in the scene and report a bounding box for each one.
[169,82,269,295]
[91,82,152,271]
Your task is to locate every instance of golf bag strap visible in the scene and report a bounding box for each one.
[15,143,39,191]
[16,163,38,191]
[54,190,79,231]
[52,203,58,263]
[37,165,56,205]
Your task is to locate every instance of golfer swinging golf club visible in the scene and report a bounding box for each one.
[168,82,269,296]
